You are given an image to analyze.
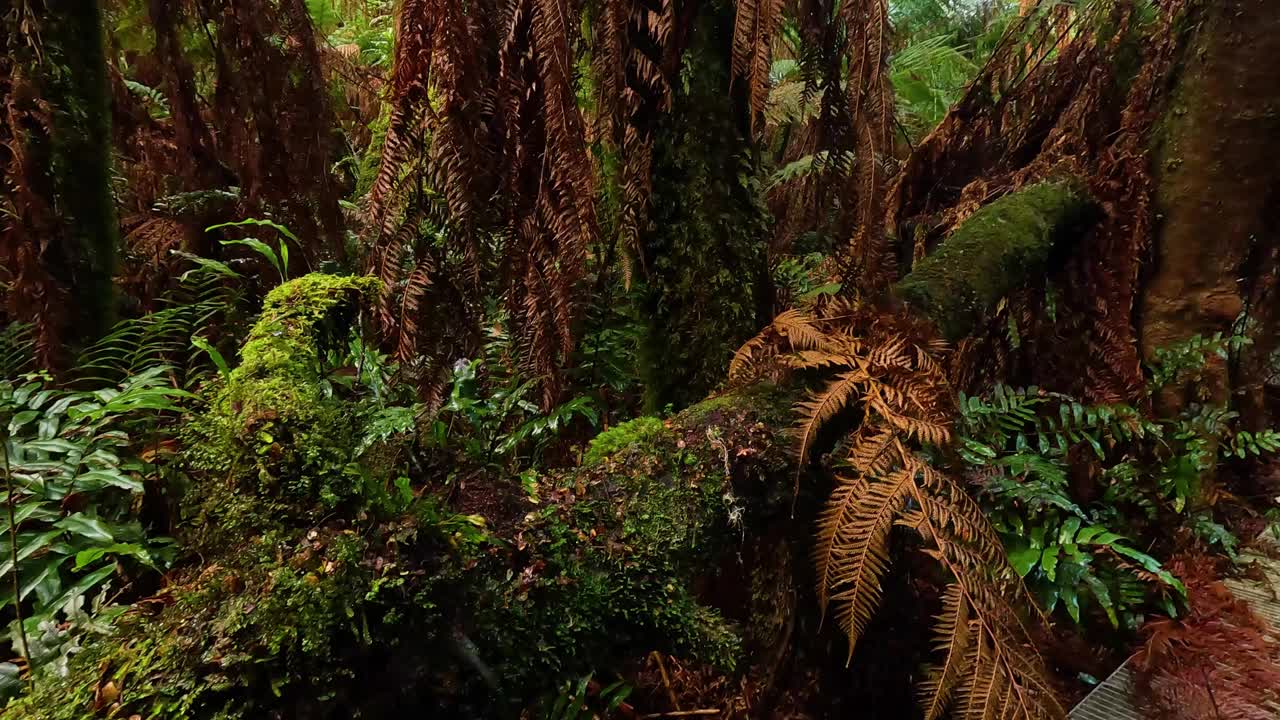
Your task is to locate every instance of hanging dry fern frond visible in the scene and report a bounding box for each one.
[730,299,1063,720]
[838,0,895,293]
[731,0,784,131]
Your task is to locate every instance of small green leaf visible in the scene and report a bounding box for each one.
[1042,545,1061,582]
[192,335,232,380]
[1058,517,1082,545]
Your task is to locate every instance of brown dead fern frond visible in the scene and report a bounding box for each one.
[731,0,784,132]
[730,301,1062,720]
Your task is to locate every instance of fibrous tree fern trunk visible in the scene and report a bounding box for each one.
[0,1,119,362]
[636,0,775,413]
[1139,0,1280,421]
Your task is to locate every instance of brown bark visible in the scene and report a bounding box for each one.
[1140,0,1280,414]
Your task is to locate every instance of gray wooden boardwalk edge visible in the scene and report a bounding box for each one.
[1068,550,1280,720]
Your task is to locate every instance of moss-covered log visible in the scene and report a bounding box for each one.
[892,179,1095,341]
[7,276,800,719]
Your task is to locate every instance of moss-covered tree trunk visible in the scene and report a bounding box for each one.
[1139,0,1280,418]
[637,1,774,413]
[40,2,120,340]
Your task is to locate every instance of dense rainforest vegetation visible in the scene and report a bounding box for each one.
[2,0,1280,717]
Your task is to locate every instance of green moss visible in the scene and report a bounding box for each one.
[6,364,795,717]
[582,416,670,466]
[183,274,381,537]
[892,180,1095,340]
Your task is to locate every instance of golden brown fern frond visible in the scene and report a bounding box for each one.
[824,464,916,662]
[790,368,869,487]
[730,307,830,381]
[736,302,1061,719]
[847,428,901,479]
[772,307,829,351]
[919,583,972,720]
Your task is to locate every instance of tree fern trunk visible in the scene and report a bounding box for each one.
[1139,0,1280,419]
[41,1,120,341]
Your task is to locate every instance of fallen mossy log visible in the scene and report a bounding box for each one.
[892,179,1095,340]
[8,182,1100,718]
[7,277,801,719]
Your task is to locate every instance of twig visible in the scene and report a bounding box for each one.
[638,711,719,719]
[1,425,31,674]
[651,651,681,711]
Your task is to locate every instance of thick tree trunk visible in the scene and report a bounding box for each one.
[1139,0,1280,415]
[637,2,774,414]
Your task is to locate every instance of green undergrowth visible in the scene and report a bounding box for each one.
[6,276,795,719]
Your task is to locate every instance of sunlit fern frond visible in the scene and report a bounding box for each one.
[730,307,829,381]
[773,307,830,351]
[825,464,917,662]
[865,382,952,445]
[847,427,902,478]
[736,303,1061,719]
[788,349,854,371]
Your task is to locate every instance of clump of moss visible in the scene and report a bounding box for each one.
[582,416,670,466]
[892,180,1095,340]
[183,274,381,535]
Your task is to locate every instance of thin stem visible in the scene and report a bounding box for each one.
[1,429,30,669]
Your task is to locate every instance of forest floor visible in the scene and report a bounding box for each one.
[1070,548,1280,719]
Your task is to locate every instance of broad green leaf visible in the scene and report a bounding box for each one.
[172,250,240,280]
[39,564,115,618]
[1061,584,1081,623]
[0,530,61,576]
[206,217,300,244]
[1009,547,1041,577]
[1074,525,1105,544]
[0,502,59,534]
[73,543,146,570]
[75,469,144,493]
[220,238,282,280]
[55,514,115,544]
[1083,574,1118,628]
[20,556,65,602]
